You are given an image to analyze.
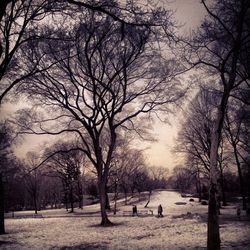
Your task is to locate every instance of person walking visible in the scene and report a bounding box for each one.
[132,205,138,216]
[158,204,163,217]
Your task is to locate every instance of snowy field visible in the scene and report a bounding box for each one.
[1,191,250,249]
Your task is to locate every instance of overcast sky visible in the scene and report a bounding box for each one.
[143,0,207,171]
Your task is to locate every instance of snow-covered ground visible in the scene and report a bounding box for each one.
[1,191,250,249]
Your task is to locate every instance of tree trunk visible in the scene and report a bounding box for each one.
[219,170,227,206]
[113,181,118,215]
[34,195,38,214]
[207,117,222,250]
[208,144,220,249]
[0,173,5,234]
[207,81,234,250]
[70,183,74,213]
[196,171,202,202]
[205,1,243,247]
[65,190,68,211]
[99,181,112,226]
[232,143,246,210]
[105,183,110,210]
[144,190,151,208]
[207,182,220,250]
[77,180,83,209]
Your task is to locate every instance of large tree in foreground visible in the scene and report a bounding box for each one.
[186,0,250,249]
[0,122,11,234]
[0,122,18,234]
[16,9,184,225]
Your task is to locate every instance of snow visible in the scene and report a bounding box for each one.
[1,191,250,249]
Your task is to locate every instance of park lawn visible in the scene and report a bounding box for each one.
[1,191,250,249]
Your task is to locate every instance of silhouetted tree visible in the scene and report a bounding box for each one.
[23,152,44,214]
[171,165,194,193]
[0,0,61,104]
[109,138,147,205]
[185,1,250,248]
[0,0,175,104]
[16,5,184,225]
[0,121,20,234]
[44,141,85,213]
[225,100,250,210]
[176,88,216,174]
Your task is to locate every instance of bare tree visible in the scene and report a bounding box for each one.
[148,166,169,187]
[225,100,250,210]
[176,88,231,206]
[109,141,147,206]
[0,121,20,234]
[176,88,216,174]
[0,121,12,234]
[23,152,44,214]
[0,0,176,104]
[0,0,57,233]
[185,0,250,248]
[41,175,63,209]
[0,0,63,104]
[171,165,194,193]
[15,7,184,226]
[43,141,85,212]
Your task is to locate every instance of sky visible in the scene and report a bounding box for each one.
[0,0,207,171]
[167,0,207,33]
[142,0,207,170]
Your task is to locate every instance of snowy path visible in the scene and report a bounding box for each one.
[117,190,208,217]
